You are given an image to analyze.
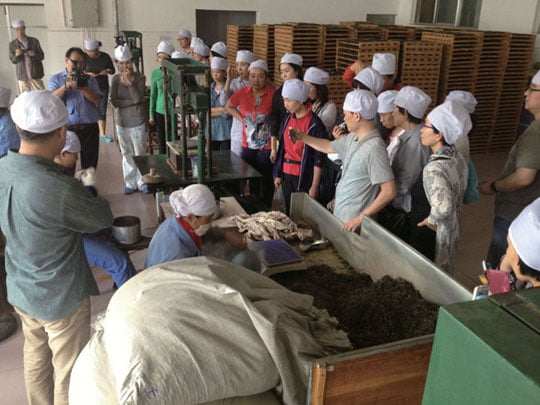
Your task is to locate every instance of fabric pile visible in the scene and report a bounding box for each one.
[232,211,313,241]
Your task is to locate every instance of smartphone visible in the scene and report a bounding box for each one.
[472,284,489,300]
[484,270,511,294]
[339,122,348,133]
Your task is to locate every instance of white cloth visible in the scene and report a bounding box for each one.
[116,124,147,189]
[62,130,81,153]
[377,90,398,113]
[386,129,405,164]
[11,90,68,133]
[280,53,302,66]
[211,56,228,71]
[211,41,227,58]
[114,45,131,62]
[194,43,210,57]
[354,67,384,95]
[394,86,432,119]
[156,41,174,56]
[236,50,256,64]
[445,90,477,114]
[249,60,268,73]
[532,70,540,86]
[343,89,378,120]
[84,38,100,51]
[427,101,472,145]
[170,184,216,217]
[11,19,24,28]
[304,67,329,85]
[372,53,396,75]
[178,29,192,41]
[282,78,309,102]
[0,87,11,108]
[509,197,540,270]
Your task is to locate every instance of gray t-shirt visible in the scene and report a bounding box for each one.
[331,130,394,222]
[495,120,540,221]
[109,72,146,128]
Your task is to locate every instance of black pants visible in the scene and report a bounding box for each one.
[154,112,167,155]
[281,173,300,215]
[211,140,231,151]
[241,148,274,208]
[69,123,99,169]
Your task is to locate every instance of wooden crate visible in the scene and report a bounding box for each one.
[323,25,355,71]
[274,23,324,86]
[336,40,400,74]
[226,25,253,67]
[253,24,275,77]
[382,25,416,41]
[400,41,443,111]
[328,74,350,109]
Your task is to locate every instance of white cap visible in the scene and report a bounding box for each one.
[210,56,228,71]
[354,67,385,95]
[156,41,174,56]
[84,38,100,51]
[532,70,540,86]
[0,88,11,108]
[343,90,378,120]
[171,50,188,59]
[282,79,310,103]
[280,53,303,67]
[11,90,68,134]
[211,41,227,58]
[236,50,256,64]
[193,43,210,57]
[191,37,204,48]
[249,60,268,73]
[169,184,217,217]
[509,197,540,271]
[427,101,472,145]
[114,45,132,62]
[372,53,396,75]
[445,90,477,114]
[377,90,398,114]
[11,19,25,28]
[394,86,432,119]
[177,29,192,41]
[304,67,330,85]
[62,131,81,153]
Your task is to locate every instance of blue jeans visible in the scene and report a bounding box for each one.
[486,216,511,268]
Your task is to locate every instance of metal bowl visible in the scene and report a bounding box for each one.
[111,216,141,245]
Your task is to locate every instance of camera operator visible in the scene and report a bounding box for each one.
[49,47,102,169]
[8,19,45,92]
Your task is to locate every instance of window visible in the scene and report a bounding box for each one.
[415,0,482,28]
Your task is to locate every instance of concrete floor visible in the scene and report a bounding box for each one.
[0,136,506,403]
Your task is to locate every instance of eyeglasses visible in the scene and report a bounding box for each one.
[527,86,540,92]
[422,124,434,129]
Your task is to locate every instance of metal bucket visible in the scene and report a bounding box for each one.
[111,216,141,245]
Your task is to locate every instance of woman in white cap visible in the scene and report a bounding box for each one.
[445,90,477,161]
[377,90,403,163]
[210,41,227,60]
[416,100,471,274]
[226,60,276,207]
[269,53,303,163]
[210,57,232,150]
[177,29,192,55]
[352,66,384,96]
[110,45,148,194]
[0,88,20,156]
[303,67,337,137]
[273,79,327,214]
[84,38,115,142]
[228,50,256,156]
[343,53,401,92]
[192,42,210,65]
[149,41,174,154]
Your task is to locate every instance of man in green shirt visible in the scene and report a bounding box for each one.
[0,90,113,404]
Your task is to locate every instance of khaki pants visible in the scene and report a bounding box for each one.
[15,298,91,405]
[18,79,45,92]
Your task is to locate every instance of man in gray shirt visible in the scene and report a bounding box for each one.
[291,90,396,232]
[0,90,113,404]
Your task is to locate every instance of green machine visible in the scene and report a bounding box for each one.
[423,288,540,404]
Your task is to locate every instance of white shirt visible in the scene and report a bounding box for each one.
[386,129,405,165]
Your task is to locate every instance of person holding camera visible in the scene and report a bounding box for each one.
[49,47,102,169]
[8,19,45,93]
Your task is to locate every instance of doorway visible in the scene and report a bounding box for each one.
[195,10,256,46]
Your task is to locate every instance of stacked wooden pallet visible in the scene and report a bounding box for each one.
[253,24,275,78]
[226,25,253,67]
[323,25,355,70]
[414,27,444,40]
[400,41,443,111]
[339,21,380,28]
[421,31,483,104]
[468,32,511,154]
[492,34,536,152]
[273,23,324,86]
[336,40,401,74]
[382,25,416,41]
[328,74,350,109]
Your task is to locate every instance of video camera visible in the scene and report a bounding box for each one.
[69,59,88,87]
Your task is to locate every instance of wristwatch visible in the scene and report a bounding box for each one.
[490,181,498,193]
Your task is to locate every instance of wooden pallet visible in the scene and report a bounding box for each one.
[328,74,350,109]
[382,25,416,41]
[226,25,253,67]
[253,24,275,77]
[274,23,325,86]
[336,40,400,74]
[400,41,443,111]
[339,21,380,28]
[323,25,355,70]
